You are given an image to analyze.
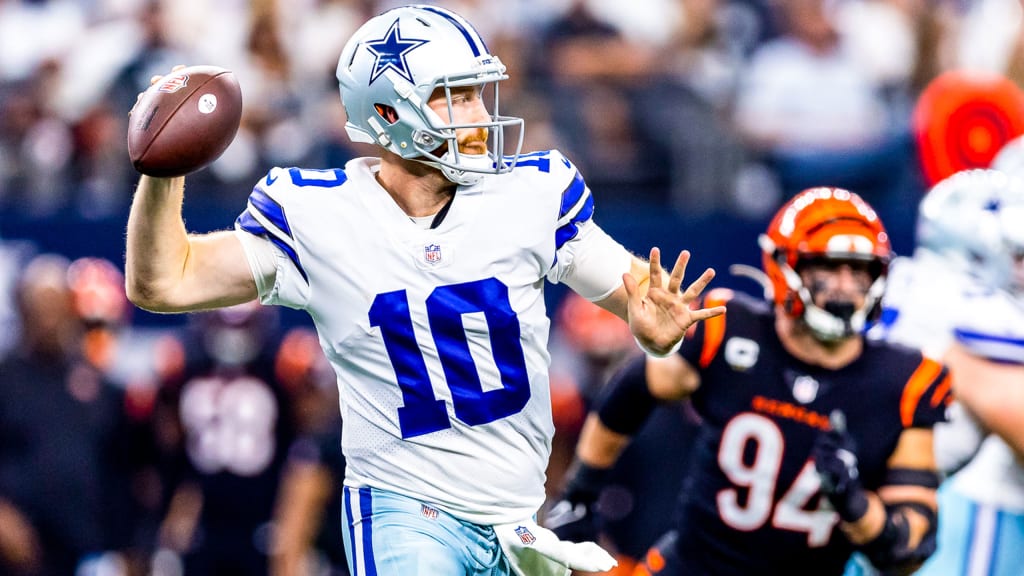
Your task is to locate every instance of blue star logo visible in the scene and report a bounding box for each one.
[365,20,428,85]
[985,198,1002,212]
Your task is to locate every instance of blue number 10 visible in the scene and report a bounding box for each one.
[368,278,531,439]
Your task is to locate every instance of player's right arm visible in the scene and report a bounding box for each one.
[125,175,258,312]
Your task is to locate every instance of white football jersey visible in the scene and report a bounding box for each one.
[949,286,1024,510]
[234,151,630,524]
[880,251,1024,510]
[871,251,967,357]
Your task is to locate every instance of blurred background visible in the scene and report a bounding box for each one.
[1,0,1023,574]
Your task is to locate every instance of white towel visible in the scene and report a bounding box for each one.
[493,519,618,576]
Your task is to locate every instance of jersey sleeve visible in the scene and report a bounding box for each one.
[952,290,1024,364]
[679,288,734,369]
[898,355,952,429]
[234,167,312,309]
[544,150,631,301]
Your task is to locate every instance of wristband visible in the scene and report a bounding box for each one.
[634,336,682,359]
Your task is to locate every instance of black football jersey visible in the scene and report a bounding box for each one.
[671,289,949,576]
[159,337,298,531]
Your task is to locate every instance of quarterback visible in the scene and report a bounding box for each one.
[124,5,724,576]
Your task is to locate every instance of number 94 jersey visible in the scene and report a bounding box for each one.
[233,152,629,526]
[674,290,950,575]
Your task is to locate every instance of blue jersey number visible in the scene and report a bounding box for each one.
[369,278,531,438]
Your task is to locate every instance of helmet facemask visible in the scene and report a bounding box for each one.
[792,256,888,343]
[405,68,524,185]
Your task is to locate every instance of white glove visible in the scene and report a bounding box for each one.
[494,519,618,576]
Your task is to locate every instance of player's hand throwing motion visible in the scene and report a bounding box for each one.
[626,248,725,356]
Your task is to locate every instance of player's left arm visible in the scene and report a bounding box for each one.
[597,249,725,357]
[815,352,950,574]
[862,428,940,573]
[816,424,940,574]
[946,342,1024,458]
[547,151,723,355]
[555,220,724,356]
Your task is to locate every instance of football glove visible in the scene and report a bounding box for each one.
[543,461,609,543]
[813,410,869,523]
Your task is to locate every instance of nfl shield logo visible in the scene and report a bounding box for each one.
[424,243,442,264]
[515,526,536,545]
[158,74,189,93]
[420,505,439,520]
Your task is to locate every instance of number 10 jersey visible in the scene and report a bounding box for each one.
[234,151,629,525]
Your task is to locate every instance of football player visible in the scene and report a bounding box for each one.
[904,166,1024,575]
[549,188,949,575]
[150,302,327,576]
[123,5,725,575]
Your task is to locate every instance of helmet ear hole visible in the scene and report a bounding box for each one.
[374,104,400,125]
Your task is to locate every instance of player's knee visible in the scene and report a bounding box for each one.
[369,530,464,575]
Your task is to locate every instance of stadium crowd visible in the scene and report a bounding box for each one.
[2,0,1024,575]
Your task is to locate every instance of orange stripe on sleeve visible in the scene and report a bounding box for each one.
[699,288,732,368]
[900,357,943,427]
[930,373,952,408]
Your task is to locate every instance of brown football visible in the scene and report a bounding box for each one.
[127,65,242,177]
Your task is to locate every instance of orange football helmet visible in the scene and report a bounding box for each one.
[760,187,892,341]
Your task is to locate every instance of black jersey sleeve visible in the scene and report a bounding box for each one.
[897,355,951,429]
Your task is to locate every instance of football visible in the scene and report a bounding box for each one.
[127,65,242,177]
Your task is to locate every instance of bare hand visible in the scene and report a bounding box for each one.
[129,64,187,117]
[624,248,725,355]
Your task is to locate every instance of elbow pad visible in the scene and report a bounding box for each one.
[596,355,658,435]
[860,503,937,570]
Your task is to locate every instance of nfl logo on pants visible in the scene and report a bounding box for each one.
[515,526,536,545]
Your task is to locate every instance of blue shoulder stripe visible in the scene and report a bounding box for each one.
[236,210,309,284]
[554,171,595,250]
[954,328,1024,364]
[555,195,595,250]
[559,171,587,219]
[249,187,294,237]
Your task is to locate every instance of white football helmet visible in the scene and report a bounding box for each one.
[985,202,1024,299]
[991,134,1024,177]
[916,169,1024,275]
[336,5,524,186]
